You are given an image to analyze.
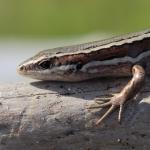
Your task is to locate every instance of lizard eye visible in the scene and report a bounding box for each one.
[76,62,83,70]
[39,60,50,69]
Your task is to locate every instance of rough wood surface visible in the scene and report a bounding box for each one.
[0,77,150,150]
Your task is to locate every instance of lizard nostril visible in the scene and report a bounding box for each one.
[17,64,29,75]
[18,65,26,72]
[20,66,24,71]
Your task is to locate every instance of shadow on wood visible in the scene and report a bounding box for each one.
[0,77,150,150]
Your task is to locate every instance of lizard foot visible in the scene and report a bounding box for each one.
[88,93,125,125]
[87,65,145,125]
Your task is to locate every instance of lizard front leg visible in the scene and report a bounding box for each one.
[88,65,145,125]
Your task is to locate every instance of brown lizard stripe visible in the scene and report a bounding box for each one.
[52,38,150,66]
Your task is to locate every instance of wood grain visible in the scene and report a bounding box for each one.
[0,77,150,150]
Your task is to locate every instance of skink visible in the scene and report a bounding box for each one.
[17,30,150,125]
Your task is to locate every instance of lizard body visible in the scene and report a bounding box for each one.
[18,30,150,124]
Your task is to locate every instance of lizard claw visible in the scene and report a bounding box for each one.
[118,104,123,123]
[96,105,116,125]
[88,93,126,125]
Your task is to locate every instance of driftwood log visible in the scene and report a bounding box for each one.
[0,77,150,150]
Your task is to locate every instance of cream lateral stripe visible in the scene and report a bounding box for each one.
[24,49,150,71]
[23,56,47,66]
[49,33,150,58]
[41,50,150,73]
[81,50,150,72]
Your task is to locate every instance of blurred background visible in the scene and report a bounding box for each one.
[0,0,150,83]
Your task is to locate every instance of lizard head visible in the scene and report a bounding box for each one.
[17,49,84,81]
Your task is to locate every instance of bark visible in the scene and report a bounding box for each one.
[0,78,150,150]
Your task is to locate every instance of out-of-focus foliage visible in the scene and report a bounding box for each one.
[0,0,149,38]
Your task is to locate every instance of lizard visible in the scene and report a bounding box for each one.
[17,30,150,125]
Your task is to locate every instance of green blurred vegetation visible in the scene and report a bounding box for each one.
[0,0,150,38]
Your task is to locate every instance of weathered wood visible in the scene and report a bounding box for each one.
[0,78,150,150]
